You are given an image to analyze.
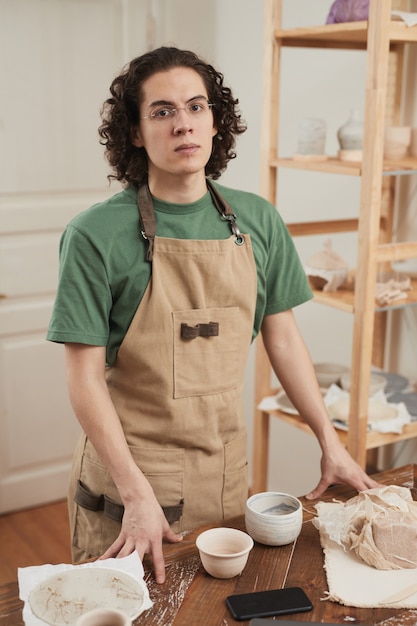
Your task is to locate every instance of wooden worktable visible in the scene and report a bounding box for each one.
[1,464,416,625]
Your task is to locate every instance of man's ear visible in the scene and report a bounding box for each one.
[131,126,143,148]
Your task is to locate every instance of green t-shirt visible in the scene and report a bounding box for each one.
[47,181,312,365]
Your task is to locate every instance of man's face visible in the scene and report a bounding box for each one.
[132,67,217,189]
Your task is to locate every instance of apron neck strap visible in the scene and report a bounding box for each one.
[207,180,244,244]
[137,184,156,262]
[206,179,234,218]
[137,179,243,262]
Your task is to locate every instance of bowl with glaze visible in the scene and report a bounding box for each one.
[245,492,303,546]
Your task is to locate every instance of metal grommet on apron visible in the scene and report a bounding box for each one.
[68,180,258,560]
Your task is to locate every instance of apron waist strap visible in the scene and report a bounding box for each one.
[74,480,184,524]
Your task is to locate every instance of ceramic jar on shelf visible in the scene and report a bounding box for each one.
[337,108,364,162]
[294,117,327,161]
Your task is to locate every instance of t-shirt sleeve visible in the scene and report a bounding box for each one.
[46,224,112,346]
[262,206,313,315]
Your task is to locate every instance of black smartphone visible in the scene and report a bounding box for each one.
[250,622,342,626]
[226,586,313,621]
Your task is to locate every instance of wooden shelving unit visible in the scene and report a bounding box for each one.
[253,0,417,493]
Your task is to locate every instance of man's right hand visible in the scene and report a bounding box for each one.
[99,496,183,583]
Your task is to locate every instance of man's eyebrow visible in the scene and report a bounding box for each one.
[147,99,173,108]
[147,95,208,108]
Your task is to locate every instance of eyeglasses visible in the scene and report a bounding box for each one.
[141,100,214,123]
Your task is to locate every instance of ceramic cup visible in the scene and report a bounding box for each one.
[196,527,254,579]
[75,608,131,626]
[245,492,303,546]
[384,126,411,160]
[296,118,326,156]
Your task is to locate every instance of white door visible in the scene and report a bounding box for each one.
[0,0,160,513]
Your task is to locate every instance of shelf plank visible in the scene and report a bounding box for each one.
[382,157,417,176]
[386,20,417,43]
[275,21,369,49]
[312,286,355,313]
[287,219,359,237]
[271,156,361,175]
[377,241,417,263]
[270,155,417,176]
[275,20,417,49]
[310,277,417,313]
[261,408,417,450]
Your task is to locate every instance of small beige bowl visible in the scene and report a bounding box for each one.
[245,492,303,546]
[76,608,131,626]
[314,362,349,388]
[196,527,254,579]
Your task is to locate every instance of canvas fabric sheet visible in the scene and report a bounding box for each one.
[313,486,417,608]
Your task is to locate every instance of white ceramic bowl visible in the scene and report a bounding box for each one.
[340,371,386,396]
[314,362,349,387]
[196,527,254,579]
[76,609,131,626]
[245,492,303,546]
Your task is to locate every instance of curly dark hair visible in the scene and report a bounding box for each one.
[98,46,247,186]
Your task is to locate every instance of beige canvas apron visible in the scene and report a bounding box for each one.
[68,182,257,561]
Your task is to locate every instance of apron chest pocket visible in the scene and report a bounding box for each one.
[172,307,240,398]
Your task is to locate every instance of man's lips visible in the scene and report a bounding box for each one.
[175,143,199,154]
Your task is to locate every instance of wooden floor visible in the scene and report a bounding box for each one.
[0,500,72,586]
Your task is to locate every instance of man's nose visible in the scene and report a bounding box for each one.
[173,108,192,133]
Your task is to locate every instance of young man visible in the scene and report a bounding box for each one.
[47,47,378,583]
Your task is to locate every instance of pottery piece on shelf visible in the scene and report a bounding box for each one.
[337,109,364,162]
[375,271,411,306]
[340,371,387,396]
[314,362,350,388]
[391,258,417,279]
[305,239,349,292]
[294,118,327,158]
[326,0,369,24]
[337,109,364,149]
[338,149,362,162]
[384,126,411,160]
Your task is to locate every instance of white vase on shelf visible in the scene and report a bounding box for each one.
[337,109,364,161]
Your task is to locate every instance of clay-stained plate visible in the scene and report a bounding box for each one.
[29,568,145,625]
